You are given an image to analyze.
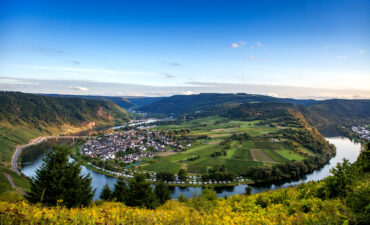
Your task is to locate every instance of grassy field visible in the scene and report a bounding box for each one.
[275,149,305,161]
[142,116,311,175]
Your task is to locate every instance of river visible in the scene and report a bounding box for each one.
[21,136,361,200]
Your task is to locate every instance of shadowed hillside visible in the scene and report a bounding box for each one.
[138,93,316,116]
[138,93,370,133]
[299,99,370,130]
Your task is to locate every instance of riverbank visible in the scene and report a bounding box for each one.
[21,136,362,199]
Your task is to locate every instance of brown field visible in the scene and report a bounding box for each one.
[250,149,276,163]
[156,151,178,157]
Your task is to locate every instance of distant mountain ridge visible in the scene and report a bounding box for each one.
[136,93,370,132]
[138,93,317,116]
[36,92,370,133]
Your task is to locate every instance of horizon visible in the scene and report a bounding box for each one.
[0,0,369,98]
[3,90,370,101]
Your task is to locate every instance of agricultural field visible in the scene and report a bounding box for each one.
[141,116,312,175]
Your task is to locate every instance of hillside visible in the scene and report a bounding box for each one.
[137,93,316,116]
[45,94,164,110]
[1,92,129,128]
[299,99,370,130]
[0,91,129,171]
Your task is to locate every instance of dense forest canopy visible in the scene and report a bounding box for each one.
[0,92,129,128]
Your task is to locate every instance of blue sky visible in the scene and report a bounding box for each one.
[0,0,369,98]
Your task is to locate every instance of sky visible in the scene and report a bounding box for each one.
[0,0,369,98]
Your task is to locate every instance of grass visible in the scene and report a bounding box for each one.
[231,148,253,160]
[224,159,263,174]
[0,164,30,194]
[263,149,290,163]
[0,125,44,164]
[142,158,182,173]
[275,149,306,161]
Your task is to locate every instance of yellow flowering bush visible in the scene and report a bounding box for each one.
[0,183,353,225]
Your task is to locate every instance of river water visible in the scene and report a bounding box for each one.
[21,136,361,200]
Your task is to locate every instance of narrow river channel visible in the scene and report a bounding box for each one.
[21,136,361,200]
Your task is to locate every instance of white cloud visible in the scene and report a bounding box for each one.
[266,92,278,97]
[37,46,64,55]
[249,56,256,61]
[183,91,195,95]
[337,55,348,60]
[255,42,269,50]
[359,49,365,55]
[230,41,246,48]
[2,77,370,99]
[71,86,89,91]
[14,65,157,76]
[161,61,181,66]
[256,42,264,48]
[0,78,34,84]
[161,72,175,78]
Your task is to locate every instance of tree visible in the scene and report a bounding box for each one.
[155,182,171,204]
[112,179,127,202]
[26,145,94,208]
[324,159,352,198]
[125,174,157,209]
[178,169,187,181]
[156,172,175,181]
[100,184,113,201]
[245,186,252,196]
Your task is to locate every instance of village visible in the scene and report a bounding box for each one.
[351,126,370,140]
[81,128,191,163]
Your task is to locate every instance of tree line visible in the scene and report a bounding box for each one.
[26,146,170,208]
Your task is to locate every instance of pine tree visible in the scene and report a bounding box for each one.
[155,182,171,204]
[112,179,127,202]
[100,184,113,201]
[125,174,157,209]
[26,145,94,208]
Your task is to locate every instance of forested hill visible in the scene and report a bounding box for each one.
[299,99,370,130]
[44,94,165,110]
[0,92,129,129]
[138,93,316,116]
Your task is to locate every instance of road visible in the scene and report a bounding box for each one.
[2,172,26,195]
[11,136,90,175]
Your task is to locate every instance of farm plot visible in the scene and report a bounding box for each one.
[275,149,305,161]
[225,159,263,174]
[250,149,278,163]
[232,148,253,160]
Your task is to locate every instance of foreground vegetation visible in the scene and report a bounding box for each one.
[0,142,368,224]
[0,91,130,195]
